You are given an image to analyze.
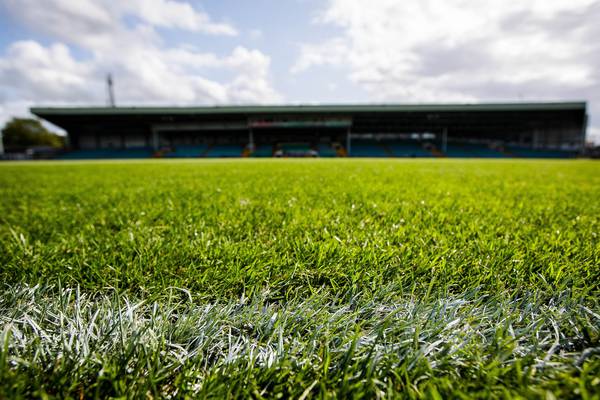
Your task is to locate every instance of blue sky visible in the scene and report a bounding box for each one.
[1,0,599,142]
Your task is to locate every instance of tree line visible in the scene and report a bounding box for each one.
[1,118,65,152]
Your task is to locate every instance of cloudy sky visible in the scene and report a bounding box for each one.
[1,0,599,142]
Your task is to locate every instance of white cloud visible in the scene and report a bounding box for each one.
[0,0,281,130]
[0,41,98,101]
[292,38,348,74]
[0,40,281,105]
[296,0,598,93]
[116,0,237,35]
[3,0,236,40]
[294,0,600,136]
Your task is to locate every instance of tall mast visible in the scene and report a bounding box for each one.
[107,73,116,107]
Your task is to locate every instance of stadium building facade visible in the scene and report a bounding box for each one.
[31,102,587,158]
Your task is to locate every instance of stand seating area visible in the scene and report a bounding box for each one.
[349,141,388,157]
[162,145,206,158]
[205,145,243,157]
[444,143,504,158]
[317,144,337,157]
[278,143,316,156]
[54,141,579,159]
[251,145,273,157]
[350,140,432,157]
[506,146,576,158]
[387,142,432,157]
[57,148,154,159]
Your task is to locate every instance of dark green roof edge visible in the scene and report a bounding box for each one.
[31,102,587,116]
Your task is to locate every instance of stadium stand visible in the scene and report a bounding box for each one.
[463,143,505,158]
[57,147,153,159]
[506,146,576,158]
[205,145,243,157]
[387,141,432,157]
[317,143,337,157]
[350,141,388,157]
[30,103,587,159]
[162,145,206,158]
[445,143,505,158]
[277,143,317,157]
[281,143,310,151]
[251,145,273,157]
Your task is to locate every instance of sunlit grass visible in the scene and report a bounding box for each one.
[0,159,599,398]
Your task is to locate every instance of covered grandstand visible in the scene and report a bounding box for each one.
[30,102,587,158]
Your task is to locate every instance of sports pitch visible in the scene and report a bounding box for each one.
[0,159,599,398]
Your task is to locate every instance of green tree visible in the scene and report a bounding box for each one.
[1,118,65,151]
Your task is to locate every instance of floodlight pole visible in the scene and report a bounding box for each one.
[0,130,4,155]
[107,74,116,107]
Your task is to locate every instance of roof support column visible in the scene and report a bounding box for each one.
[346,127,351,156]
[442,127,448,154]
[532,129,540,149]
[248,127,254,152]
[151,126,159,151]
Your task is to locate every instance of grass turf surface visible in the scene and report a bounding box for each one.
[0,159,599,398]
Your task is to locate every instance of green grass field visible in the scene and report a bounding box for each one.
[0,159,599,398]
